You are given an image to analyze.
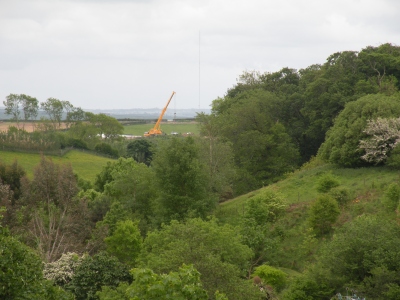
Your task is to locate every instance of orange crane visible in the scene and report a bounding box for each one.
[144,91,176,137]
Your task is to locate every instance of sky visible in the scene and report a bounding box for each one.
[0,0,399,110]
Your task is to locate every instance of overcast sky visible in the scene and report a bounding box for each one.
[0,0,399,110]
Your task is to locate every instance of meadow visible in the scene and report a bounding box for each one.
[0,149,114,182]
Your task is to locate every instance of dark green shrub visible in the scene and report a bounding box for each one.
[94,143,119,158]
[67,138,88,150]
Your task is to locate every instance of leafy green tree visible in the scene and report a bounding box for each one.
[0,231,74,300]
[240,189,287,270]
[86,112,123,140]
[210,89,300,194]
[3,93,21,125]
[20,94,39,128]
[319,93,400,167]
[151,137,217,222]
[126,139,153,166]
[105,220,142,267]
[98,265,211,300]
[41,98,65,128]
[307,194,340,236]
[66,252,132,300]
[317,216,400,298]
[139,218,261,300]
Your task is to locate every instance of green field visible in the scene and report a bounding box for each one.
[0,150,114,182]
[123,122,200,136]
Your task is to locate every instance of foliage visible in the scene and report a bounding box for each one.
[139,218,261,300]
[240,189,287,263]
[0,159,26,202]
[126,138,153,166]
[359,117,400,164]
[307,194,340,236]
[208,89,300,194]
[66,252,132,300]
[104,220,142,267]
[151,137,217,222]
[253,265,287,292]
[44,252,86,287]
[319,93,400,167]
[95,142,119,158]
[328,186,351,206]
[98,264,210,300]
[383,183,400,211]
[317,216,400,298]
[0,231,74,299]
[21,156,90,262]
[315,172,340,193]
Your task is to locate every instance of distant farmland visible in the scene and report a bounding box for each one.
[123,122,200,136]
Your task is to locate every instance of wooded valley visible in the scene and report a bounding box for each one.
[2,43,400,299]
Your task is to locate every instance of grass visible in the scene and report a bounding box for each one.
[123,122,200,136]
[0,149,115,182]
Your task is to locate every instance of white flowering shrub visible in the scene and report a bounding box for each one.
[359,117,400,164]
[43,252,86,286]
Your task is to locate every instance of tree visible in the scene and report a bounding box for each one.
[66,252,132,300]
[86,113,123,140]
[20,94,39,127]
[3,93,21,126]
[318,93,400,167]
[126,139,153,166]
[151,137,217,222]
[22,156,88,262]
[41,98,65,128]
[210,89,300,194]
[139,218,262,300]
[98,265,211,300]
[317,216,400,298]
[0,231,74,299]
[359,117,400,164]
[307,194,340,236]
[104,220,142,267]
[66,107,86,128]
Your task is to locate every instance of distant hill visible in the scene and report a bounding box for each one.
[0,107,211,120]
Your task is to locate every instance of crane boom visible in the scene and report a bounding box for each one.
[144,91,176,137]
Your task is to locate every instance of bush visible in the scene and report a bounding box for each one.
[328,186,351,206]
[386,144,400,169]
[308,194,340,236]
[67,138,88,150]
[94,143,119,158]
[383,183,400,211]
[316,173,340,193]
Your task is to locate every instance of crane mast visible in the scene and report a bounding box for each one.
[144,91,176,137]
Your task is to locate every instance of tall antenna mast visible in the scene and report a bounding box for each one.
[199,30,201,109]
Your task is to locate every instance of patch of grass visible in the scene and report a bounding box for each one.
[0,150,114,182]
[123,122,200,136]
